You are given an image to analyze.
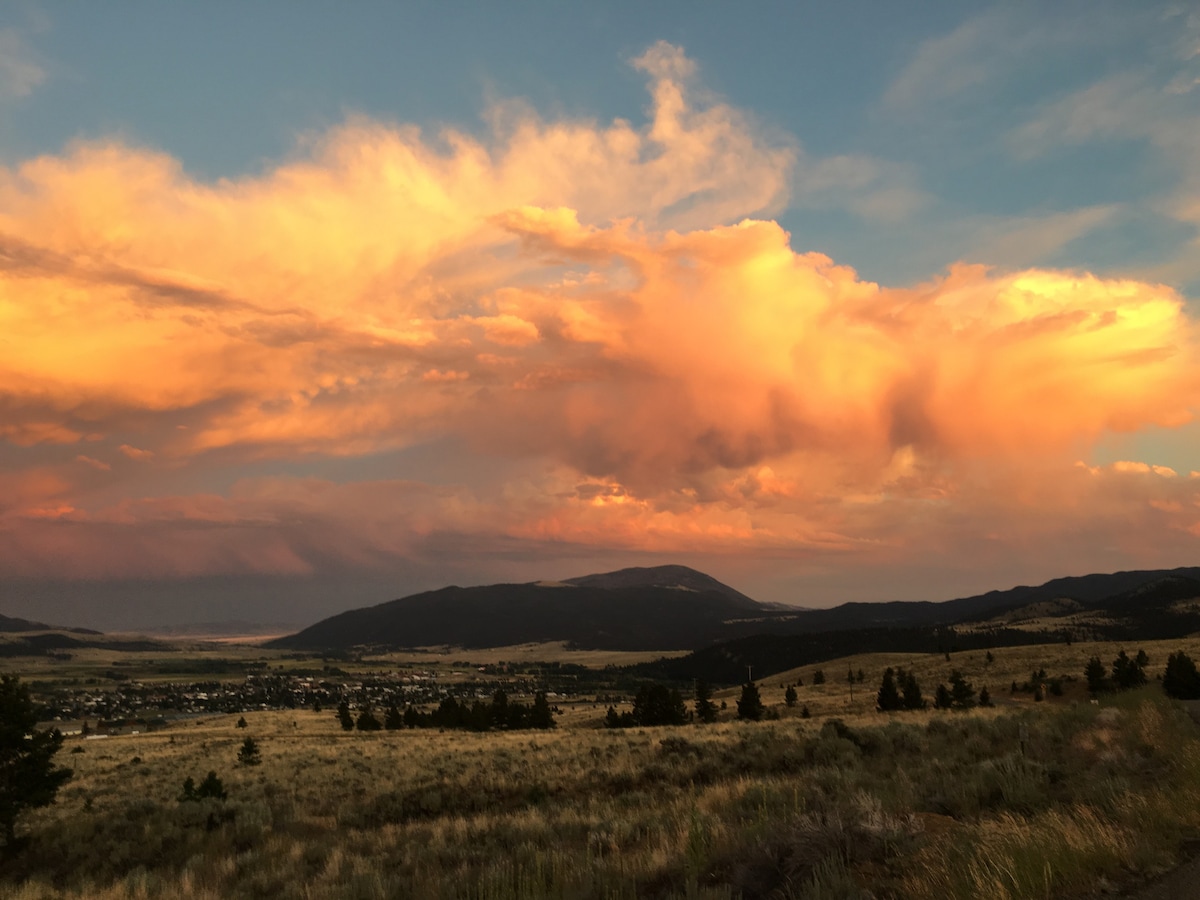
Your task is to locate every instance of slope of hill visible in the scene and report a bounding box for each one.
[562,565,760,609]
[268,577,774,652]
[268,564,1200,654]
[0,612,102,635]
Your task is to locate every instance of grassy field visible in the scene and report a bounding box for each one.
[5,637,1200,898]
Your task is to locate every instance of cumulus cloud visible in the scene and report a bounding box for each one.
[0,43,1198,586]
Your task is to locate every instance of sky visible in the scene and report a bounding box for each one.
[1,2,1199,630]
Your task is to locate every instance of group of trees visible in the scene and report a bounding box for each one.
[338,691,555,733]
[605,683,689,728]
[933,671,988,710]
[875,668,926,711]
[1086,650,1149,693]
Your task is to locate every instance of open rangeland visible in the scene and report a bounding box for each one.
[6,638,1200,899]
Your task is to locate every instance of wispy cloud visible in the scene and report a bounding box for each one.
[0,28,45,101]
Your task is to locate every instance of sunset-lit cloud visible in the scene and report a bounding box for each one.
[0,42,1197,599]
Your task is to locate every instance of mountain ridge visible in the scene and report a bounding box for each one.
[267,564,1200,653]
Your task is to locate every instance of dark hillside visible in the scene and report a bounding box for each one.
[268,582,778,652]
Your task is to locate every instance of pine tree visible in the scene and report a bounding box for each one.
[1164,651,1200,699]
[384,705,403,730]
[0,675,72,845]
[630,684,687,726]
[197,770,226,799]
[933,683,953,710]
[1085,656,1107,693]
[1112,650,1148,690]
[356,709,382,731]
[529,692,555,729]
[949,670,976,709]
[694,680,718,724]
[784,685,798,708]
[736,682,764,721]
[901,670,925,710]
[876,668,903,711]
[336,701,354,731]
[978,686,992,707]
[811,670,826,685]
[237,736,261,766]
[236,716,247,729]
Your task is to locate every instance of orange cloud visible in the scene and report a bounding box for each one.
[0,44,1197,586]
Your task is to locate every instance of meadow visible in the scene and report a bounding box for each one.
[5,636,1200,899]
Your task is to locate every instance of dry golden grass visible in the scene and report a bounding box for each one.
[6,637,1200,898]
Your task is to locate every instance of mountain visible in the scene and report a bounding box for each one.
[636,569,1200,684]
[268,564,1200,654]
[268,566,778,652]
[0,612,102,635]
[562,565,760,609]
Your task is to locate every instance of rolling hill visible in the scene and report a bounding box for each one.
[268,564,1200,654]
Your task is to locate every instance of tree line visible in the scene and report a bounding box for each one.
[336,690,555,733]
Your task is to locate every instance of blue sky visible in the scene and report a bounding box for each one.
[5,2,1197,292]
[1,2,1199,628]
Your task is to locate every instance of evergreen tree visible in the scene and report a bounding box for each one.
[402,705,420,728]
[694,680,719,724]
[784,685,798,708]
[235,716,247,729]
[356,709,382,731]
[198,770,226,799]
[811,670,826,686]
[736,682,764,721]
[384,705,403,730]
[978,686,992,707]
[900,670,925,710]
[933,683,953,710]
[949,670,976,709]
[1085,656,1108,693]
[1112,650,1148,690]
[336,701,354,731]
[1164,651,1200,699]
[876,668,903,711]
[237,736,261,766]
[0,675,72,845]
[800,705,811,719]
[630,684,687,727]
[529,692,555,729]
[180,771,226,801]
